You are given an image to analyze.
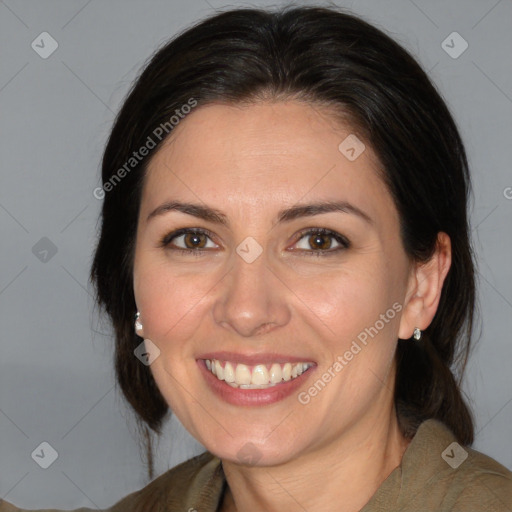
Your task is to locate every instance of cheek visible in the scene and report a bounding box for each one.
[315,265,392,339]
[316,268,401,400]
[133,259,213,349]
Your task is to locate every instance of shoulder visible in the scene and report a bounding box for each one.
[448,445,512,511]
[0,501,99,512]
[399,419,512,511]
[0,451,222,512]
[107,450,222,511]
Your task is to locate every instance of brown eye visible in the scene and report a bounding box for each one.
[308,233,333,250]
[160,228,218,253]
[292,228,350,256]
[183,232,208,249]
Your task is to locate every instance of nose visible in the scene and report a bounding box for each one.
[212,250,291,338]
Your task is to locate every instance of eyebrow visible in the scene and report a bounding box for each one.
[147,200,373,226]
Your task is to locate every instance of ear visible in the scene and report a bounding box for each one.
[398,232,451,339]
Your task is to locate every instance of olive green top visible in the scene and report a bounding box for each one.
[1,419,511,511]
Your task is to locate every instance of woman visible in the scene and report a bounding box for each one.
[2,5,511,512]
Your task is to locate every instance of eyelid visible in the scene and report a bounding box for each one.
[159,227,218,249]
[289,227,350,254]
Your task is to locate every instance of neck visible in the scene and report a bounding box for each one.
[220,407,410,512]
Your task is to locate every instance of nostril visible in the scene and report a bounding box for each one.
[254,322,275,336]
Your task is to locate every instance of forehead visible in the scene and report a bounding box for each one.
[142,101,394,225]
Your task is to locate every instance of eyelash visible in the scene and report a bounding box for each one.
[159,228,216,258]
[159,227,350,257]
[293,228,350,256]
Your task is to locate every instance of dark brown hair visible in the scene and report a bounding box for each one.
[91,5,476,477]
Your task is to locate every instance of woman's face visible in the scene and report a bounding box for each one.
[133,100,415,465]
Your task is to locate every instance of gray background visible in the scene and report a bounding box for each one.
[1,0,511,509]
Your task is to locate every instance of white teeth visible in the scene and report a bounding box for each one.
[269,363,282,384]
[204,359,313,388]
[252,364,270,386]
[215,360,224,380]
[282,363,292,381]
[235,363,252,385]
[224,361,235,383]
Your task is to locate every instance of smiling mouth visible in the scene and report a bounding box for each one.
[203,359,315,389]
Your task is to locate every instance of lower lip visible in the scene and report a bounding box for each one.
[197,360,315,406]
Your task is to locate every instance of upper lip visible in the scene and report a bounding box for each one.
[197,351,316,366]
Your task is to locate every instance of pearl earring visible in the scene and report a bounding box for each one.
[135,312,143,332]
[413,327,422,341]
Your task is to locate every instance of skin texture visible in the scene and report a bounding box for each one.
[132,101,451,512]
